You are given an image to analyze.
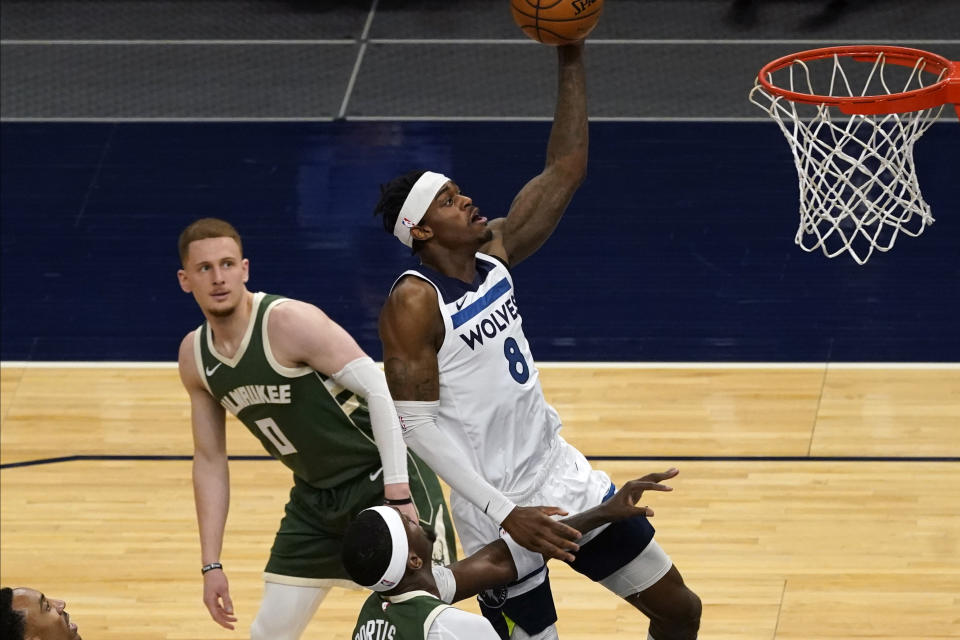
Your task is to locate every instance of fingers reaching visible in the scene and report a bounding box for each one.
[505,505,583,563]
[640,467,679,483]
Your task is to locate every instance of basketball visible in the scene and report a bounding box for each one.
[510,0,604,46]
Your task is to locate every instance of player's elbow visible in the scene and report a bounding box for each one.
[557,158,587,190]
[192,446,228,471]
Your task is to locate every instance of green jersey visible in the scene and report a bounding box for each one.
[353,591,450,640]
[194,292,382,488]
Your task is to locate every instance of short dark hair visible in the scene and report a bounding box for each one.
[341,510,394,587]
[178,218,243,266]
[373,170,427,253]
[1,587,26,640]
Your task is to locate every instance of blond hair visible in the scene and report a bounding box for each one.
[178,218,243,266]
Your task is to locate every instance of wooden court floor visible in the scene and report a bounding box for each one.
[1,364,958,640]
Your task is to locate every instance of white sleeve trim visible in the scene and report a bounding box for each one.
[431,565,457,604]
[332,357,408,485]
[192,326,213,396]
[502,534,545,581]
[262,298,314,378]
[396,400,516,525]
[427,608,501,640]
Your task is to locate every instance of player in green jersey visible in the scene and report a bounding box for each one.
[176,218,455,640]
[343,470,680,640]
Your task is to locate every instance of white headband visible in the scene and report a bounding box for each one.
[361,506,409,592]
[392,171,450,248]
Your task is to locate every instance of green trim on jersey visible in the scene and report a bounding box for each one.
[196,292,380,488]
[353,590,450,640]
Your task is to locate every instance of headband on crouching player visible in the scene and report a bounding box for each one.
[341,506,410,592]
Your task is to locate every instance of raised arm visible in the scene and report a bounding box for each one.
[483,43,588,266]
[446,470,679,602]
[178,332,237,630]
[380,278,582,561]
[265,300,416,519]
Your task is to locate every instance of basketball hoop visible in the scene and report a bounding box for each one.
[749,46,960,264]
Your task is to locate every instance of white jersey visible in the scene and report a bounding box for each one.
[394,253,562,495]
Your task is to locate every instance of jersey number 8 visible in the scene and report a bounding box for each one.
[503,337,530,384]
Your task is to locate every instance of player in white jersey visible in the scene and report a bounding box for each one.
[374,43,701,640]
[390,252,559,496]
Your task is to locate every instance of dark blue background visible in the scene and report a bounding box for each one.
[2,121,958,362]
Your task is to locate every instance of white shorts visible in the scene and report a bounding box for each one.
[451,437,671,599]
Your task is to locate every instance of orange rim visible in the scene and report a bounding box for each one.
[756,45,960,115]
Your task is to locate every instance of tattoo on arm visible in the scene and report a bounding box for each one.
[384,357,439,401]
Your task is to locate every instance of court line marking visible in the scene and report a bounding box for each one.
[773,580,788,640]
[2,453,957,470]
[2,361,957,369]
[2,38,957,46]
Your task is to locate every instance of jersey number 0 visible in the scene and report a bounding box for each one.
[254,417,299,455]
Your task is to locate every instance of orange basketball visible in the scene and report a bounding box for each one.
[510,0,604,46]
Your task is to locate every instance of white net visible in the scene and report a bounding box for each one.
[749,51,948,264]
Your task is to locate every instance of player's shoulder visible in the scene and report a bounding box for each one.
[178,329,197,362]
[177,330,204,388]
[381,275,442,337]
[386,273,439,309]
[266,297,327,327]
[264,297,341,357]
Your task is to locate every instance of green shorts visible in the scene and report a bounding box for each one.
[263,452,457,587]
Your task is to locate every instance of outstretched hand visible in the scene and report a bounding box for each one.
[501,505,582,562]
[604,468,679,520]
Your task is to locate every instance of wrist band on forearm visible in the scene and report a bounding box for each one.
[201,562,223,574]
[383,496,413,506]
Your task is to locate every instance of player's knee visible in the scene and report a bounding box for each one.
[651,587,701,639]
[683,588,702,629]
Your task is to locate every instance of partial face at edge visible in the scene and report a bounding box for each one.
[177,236,249,318]
[11,587,82,640]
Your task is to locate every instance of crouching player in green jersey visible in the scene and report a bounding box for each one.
[343,469,680,640]
[176,218,456,639]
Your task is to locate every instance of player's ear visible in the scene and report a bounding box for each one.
[177,269,192,293]
[242,258,250,284]
[411,226,433,242]
[408,551,424,571]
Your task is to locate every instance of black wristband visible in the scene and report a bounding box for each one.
[383,497,413,506]
[201,562,223,575]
